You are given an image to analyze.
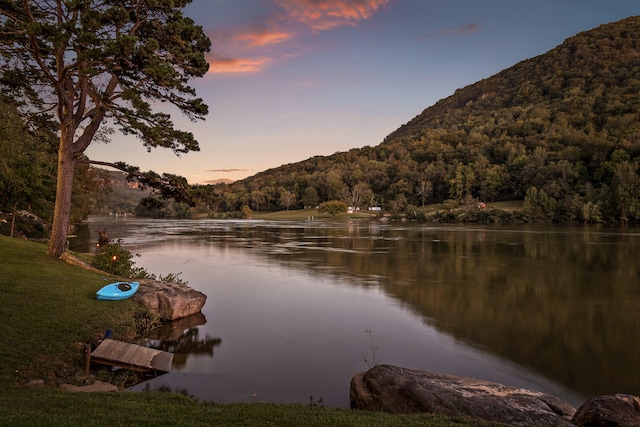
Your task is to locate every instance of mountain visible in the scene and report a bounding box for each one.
[93,170,150,215]
[214,16,640,222]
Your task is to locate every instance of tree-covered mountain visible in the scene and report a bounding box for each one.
[203,16,640,223]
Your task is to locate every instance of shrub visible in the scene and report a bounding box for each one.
[91,240,145,277]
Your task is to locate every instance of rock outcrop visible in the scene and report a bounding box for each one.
[572,394,640,427]
[133,278,207,321]
[350,364,576,427]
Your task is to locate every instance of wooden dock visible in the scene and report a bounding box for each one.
[90,339,173,373]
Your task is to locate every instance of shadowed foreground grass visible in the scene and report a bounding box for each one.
[0,235,501,426]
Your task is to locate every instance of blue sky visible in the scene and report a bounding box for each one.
[85,0,640,184]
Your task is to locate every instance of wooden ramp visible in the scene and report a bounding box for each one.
[90,339,173,373]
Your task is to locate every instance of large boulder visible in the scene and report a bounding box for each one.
[350,364,576,427]
[133,278,207,321]
[572,394,640,427]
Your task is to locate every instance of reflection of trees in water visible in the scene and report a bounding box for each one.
[215,223,640,398]
[146,313,222,369]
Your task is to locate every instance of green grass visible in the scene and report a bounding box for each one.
[0,235,502,426]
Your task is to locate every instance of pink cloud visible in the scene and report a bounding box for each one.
[207,0,391,74]
[207,27,292,73]
[274,0,392,31]
[234,29,294,47]
[208,55,271,73]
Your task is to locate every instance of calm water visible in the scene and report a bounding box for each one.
[71,217,640,408]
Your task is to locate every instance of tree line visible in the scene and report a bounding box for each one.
[180,17,640,223]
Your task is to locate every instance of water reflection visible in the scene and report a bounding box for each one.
[72,218,640,406]
[146,314,221,370]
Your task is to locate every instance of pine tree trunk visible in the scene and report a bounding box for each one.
[47,137,76,257]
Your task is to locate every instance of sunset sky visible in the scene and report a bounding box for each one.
[85,0,640,184]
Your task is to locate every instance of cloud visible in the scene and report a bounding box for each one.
[422,22,480,41]
[274,0,392,31]
[208,55,271,73]
[207,0,391,74]
[207,25,292,74]
[236,29,293,47]
[207,168,249,173]
[203,178,235,184]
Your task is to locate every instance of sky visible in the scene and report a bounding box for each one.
[85,0,640,184]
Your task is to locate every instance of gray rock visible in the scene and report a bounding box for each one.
[350,364,576,427]
[133,279,207,321]
[572,394,640,427]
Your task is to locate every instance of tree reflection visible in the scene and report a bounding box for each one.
[215,222,640,398]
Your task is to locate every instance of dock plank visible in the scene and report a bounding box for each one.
[91,339,173,372]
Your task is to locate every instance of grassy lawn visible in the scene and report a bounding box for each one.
[0,235,501,426]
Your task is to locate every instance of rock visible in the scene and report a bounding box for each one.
[572,394,640,427]
[146,312,207,341]
[133,278,207,321]
[59,252,106,274]
[61,381,118,392]
[350,364,576,427]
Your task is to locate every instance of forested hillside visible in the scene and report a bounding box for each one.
[203,16,640,223]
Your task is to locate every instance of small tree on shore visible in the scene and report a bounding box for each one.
[318,200,348,219]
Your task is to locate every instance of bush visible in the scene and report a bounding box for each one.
[318,200,347,219]
[91,240,146,277]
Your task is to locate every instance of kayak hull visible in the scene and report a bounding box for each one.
[96,281,140,301]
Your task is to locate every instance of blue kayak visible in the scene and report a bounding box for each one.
[96,281,140,301]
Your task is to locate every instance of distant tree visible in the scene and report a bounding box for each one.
[250,190,266,212]
[189,184,220,214]
[415,180,433,207]
[389,194,408,213]
[0,1,211,256]
[523,187,557,222]
[348,182,369,208]
[222,191,239,212]
[480,165,507,202]
[278,188,296,210]
[448,163,476,201]
[318,200,347,219]
[612,160,640,221]
[302,187,319,208]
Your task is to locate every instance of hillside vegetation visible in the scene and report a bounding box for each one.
[201,16,640,223]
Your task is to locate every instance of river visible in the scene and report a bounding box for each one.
[70,216,640,408]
